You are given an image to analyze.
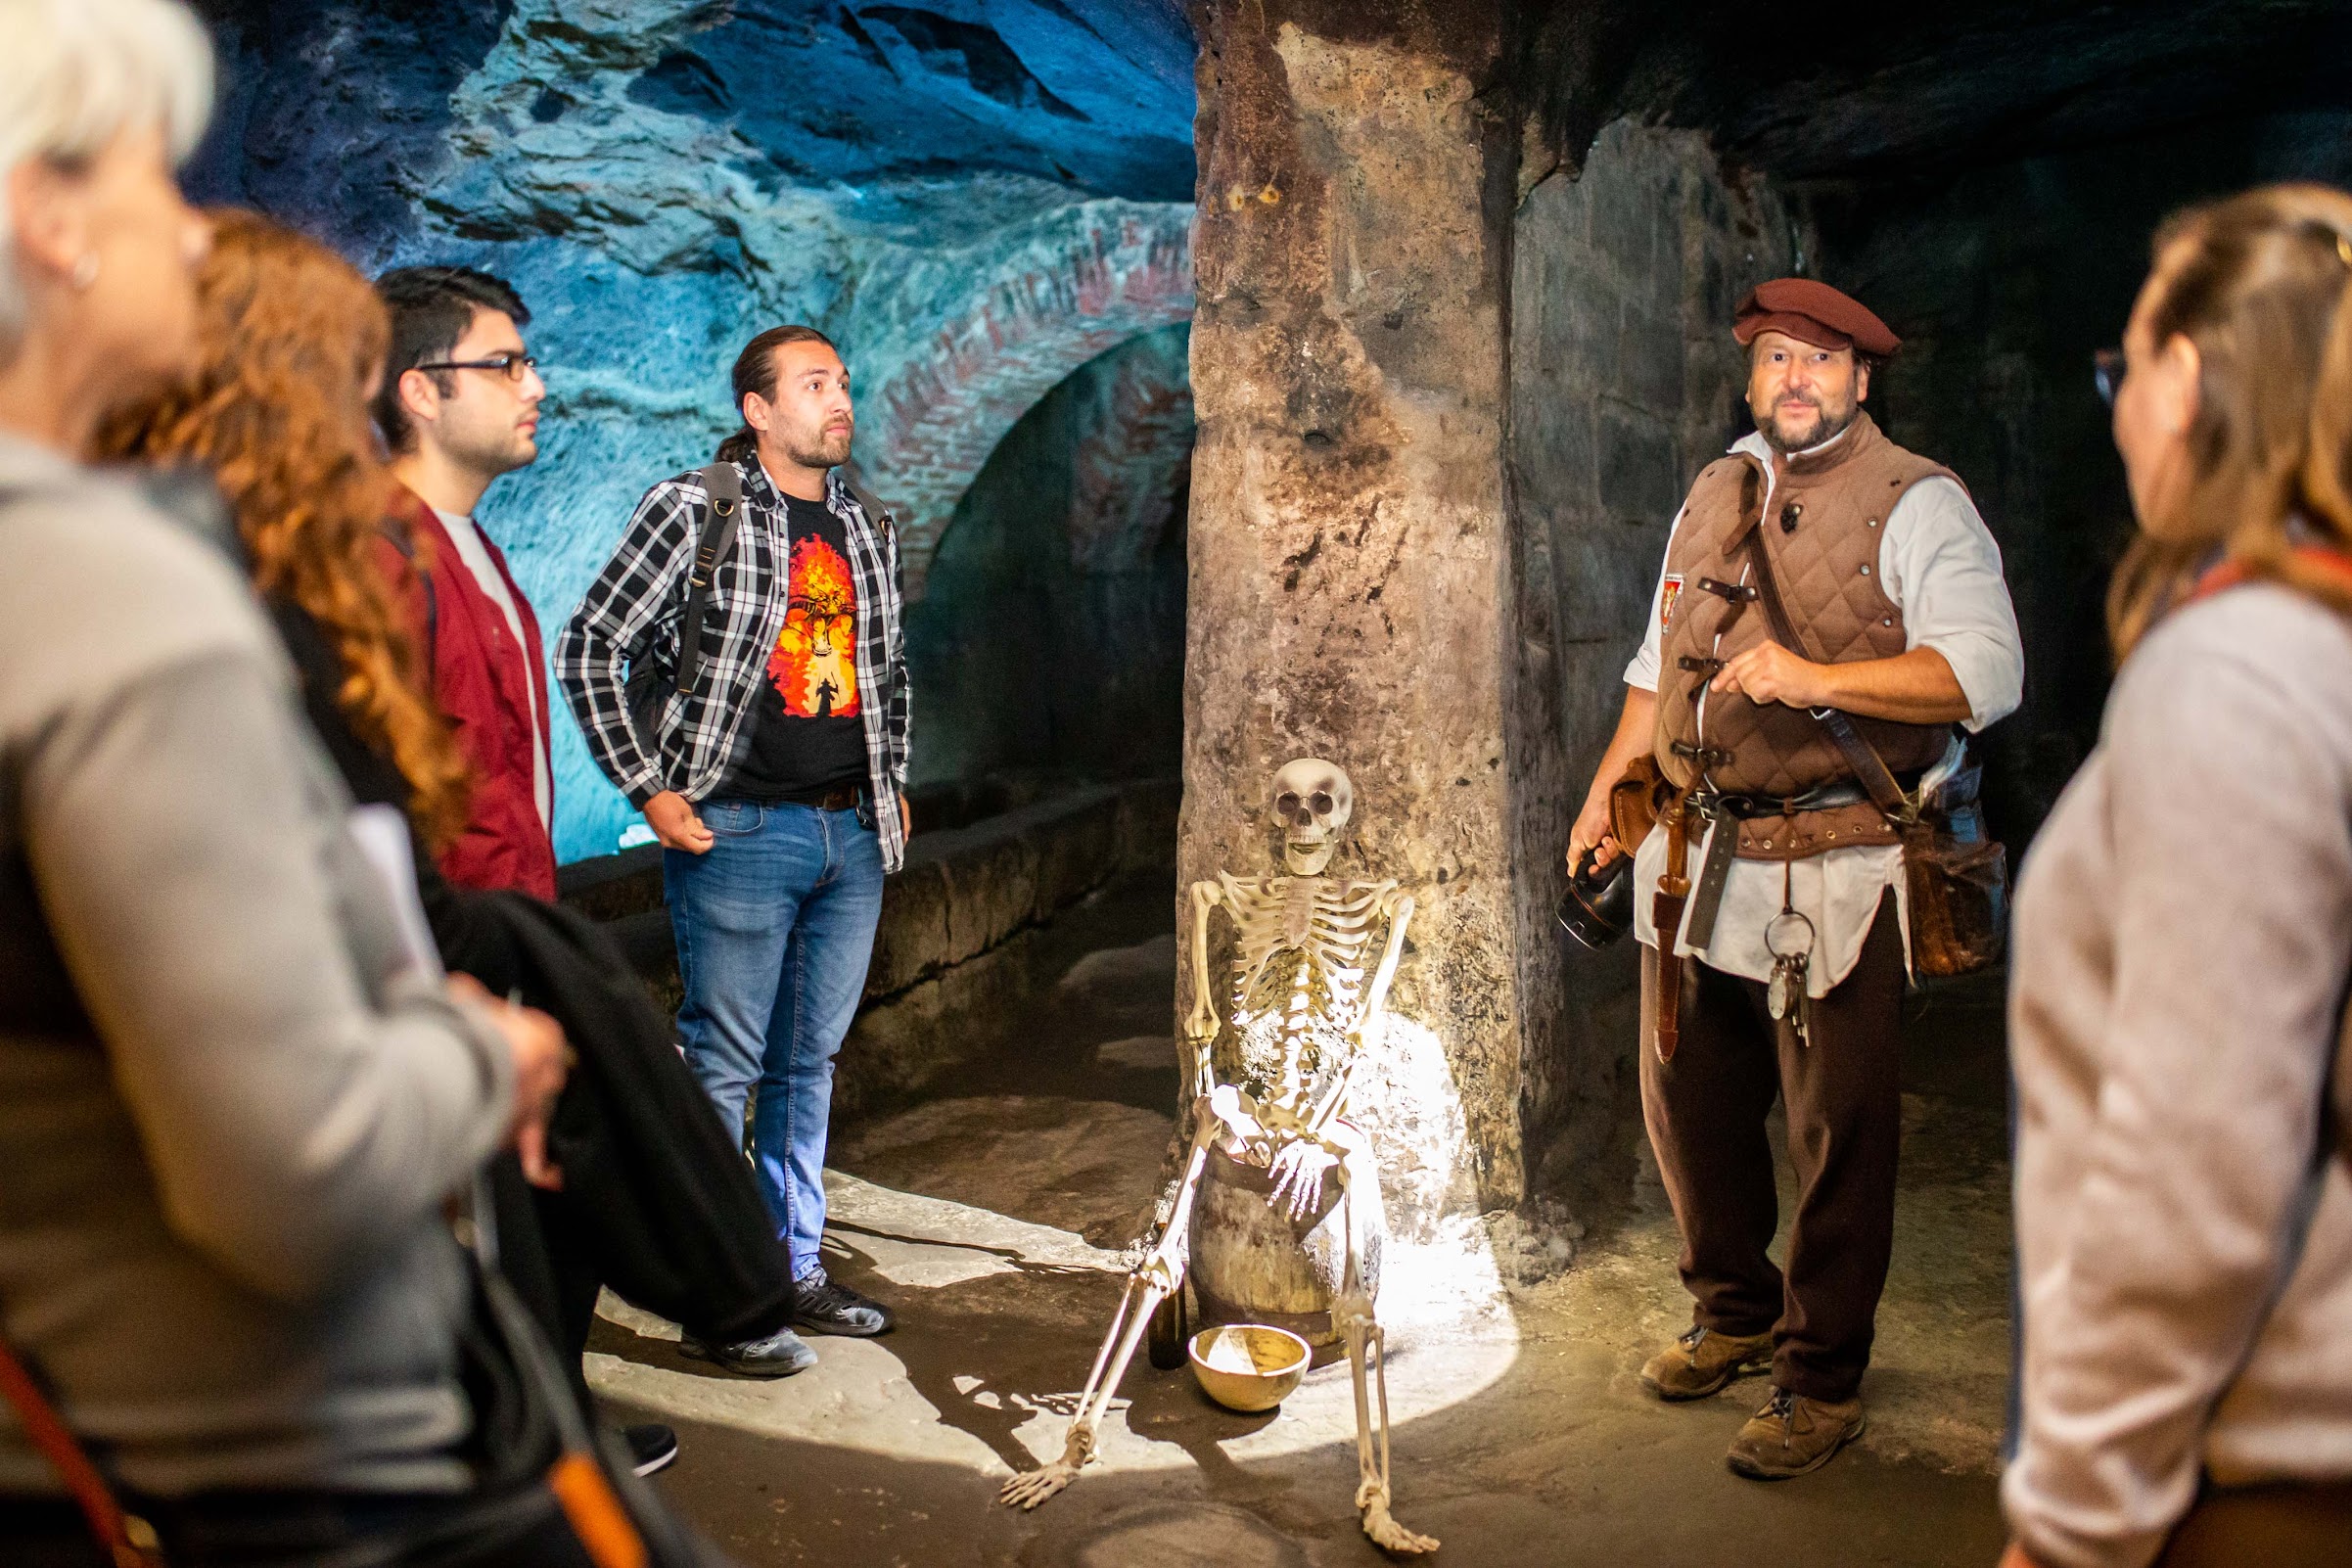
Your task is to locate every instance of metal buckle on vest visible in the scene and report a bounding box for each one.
[1678,655,1725,675]
[1670,741,1732,769]
[1696,576,1757,602]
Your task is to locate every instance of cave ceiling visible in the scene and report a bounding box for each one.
[191,0,1197,255]
[1529,0,2352,184]
[621,1,1196,201]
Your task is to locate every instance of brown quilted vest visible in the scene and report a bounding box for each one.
[1654,412,1957,814]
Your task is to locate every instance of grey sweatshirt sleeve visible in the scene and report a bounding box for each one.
[7,501,514,1304]
[2003,594,2352,1568]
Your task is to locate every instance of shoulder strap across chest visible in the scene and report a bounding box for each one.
[674,462,744,696]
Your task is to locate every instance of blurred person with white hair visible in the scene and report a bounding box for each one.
[0,3,607,1563]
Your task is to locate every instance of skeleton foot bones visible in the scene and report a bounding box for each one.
[998,760,1438,1556]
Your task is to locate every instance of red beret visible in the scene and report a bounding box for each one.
[1732,278,1901,358]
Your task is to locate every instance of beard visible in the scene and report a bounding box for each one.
[444,409,537,478]
[1757,392,1859,454]
[783,419,854,471]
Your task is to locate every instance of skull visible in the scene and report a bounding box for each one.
[1271,758,1353,875]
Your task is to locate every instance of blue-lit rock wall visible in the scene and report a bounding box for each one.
[186,0,1196,861]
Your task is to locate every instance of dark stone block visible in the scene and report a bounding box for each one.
[1614,301,1684,414]
[1513,393,1597,522]
[1596,404,1683,530]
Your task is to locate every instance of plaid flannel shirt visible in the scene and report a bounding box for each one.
[555,459,911,872]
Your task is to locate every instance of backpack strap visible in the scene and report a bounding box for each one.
[675,463,744,697]
[836,467,896,545]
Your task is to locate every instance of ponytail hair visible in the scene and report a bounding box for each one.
[716,323,837,464]
[2108,183,2352,658]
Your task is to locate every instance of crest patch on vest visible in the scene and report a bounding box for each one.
[1659,574,1684,633]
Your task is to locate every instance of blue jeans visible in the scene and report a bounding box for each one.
[666,799,884,1279]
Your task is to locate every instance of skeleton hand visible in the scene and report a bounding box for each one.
[1268,1137,1340,1221]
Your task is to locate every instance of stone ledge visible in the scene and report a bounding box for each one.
[558,777,1179,1115]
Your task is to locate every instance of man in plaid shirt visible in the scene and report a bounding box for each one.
[557,325,909,1359]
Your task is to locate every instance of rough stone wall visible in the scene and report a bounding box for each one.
[1185,0,1546,1235]
[562,778,1181,1121]
[1808,109,2352,850]
[909,324,1191,791]
[1509,120,1810,1182]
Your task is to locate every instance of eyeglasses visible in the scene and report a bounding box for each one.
[413,351,538,382]
[2093,347,2125,407]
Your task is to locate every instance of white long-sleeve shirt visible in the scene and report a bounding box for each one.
[2005,582,2352,1568]
[1625,428,2024,992]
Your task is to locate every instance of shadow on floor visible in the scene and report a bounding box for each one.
[598,871,2016,1566]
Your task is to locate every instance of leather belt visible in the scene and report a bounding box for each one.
[796,783,865,812]
[1688,780,1871,819]
[1679,781,1875,950]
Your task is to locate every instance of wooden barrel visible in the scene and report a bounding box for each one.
[1188,1141,1384,1364]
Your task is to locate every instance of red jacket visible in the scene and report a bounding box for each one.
[376,484,557,900]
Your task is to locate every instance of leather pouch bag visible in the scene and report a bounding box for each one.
[1608,754,1668,852]
[1901,817,2007,977]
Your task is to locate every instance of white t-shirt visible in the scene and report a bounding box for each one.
[1623,428,2024,992]
[432,507,551,832]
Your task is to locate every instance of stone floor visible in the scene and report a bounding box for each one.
[591,872,2015,1566]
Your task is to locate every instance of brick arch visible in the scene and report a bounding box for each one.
[1064,323,1194,575]
[851,201,1194,598]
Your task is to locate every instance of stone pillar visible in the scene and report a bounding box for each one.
[1180,0,1564,1236]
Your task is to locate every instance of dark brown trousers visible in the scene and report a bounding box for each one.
[1638,894,1905,1403]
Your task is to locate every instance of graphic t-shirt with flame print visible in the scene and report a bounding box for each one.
[717,491,870,803]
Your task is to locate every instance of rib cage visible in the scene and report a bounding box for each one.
[1215,872,1394,1098]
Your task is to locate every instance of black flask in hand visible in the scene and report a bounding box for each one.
[1556,847,1633,950]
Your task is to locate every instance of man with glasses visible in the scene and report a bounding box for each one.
[371,266,557,899]
[367,267,695,1481]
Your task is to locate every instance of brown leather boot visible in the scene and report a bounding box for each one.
[1638,1324,1775,1401]
[1725,1386,1867,1479]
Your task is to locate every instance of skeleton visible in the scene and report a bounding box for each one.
[998,760,1437,1556]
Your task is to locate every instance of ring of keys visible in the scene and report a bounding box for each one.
[1765,909,1817,1040]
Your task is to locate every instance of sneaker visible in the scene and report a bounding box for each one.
[679,1325,819,1377]
[1639,1324,1774,1401]
[624,1422,678,1478]
[794,1268,895,1337]
[1726,1387,1867,1480]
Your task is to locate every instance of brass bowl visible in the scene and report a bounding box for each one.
[1187,1323,1311,1413]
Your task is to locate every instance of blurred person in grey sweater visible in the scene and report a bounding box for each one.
[0,3,574,1562]
[2003,183,2352,1568]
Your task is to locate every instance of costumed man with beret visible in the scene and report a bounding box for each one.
[1566,280,2024,1478]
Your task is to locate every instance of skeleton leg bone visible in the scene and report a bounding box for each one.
[998,1115,1222,1511]
[1335,1157,1438,1556]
